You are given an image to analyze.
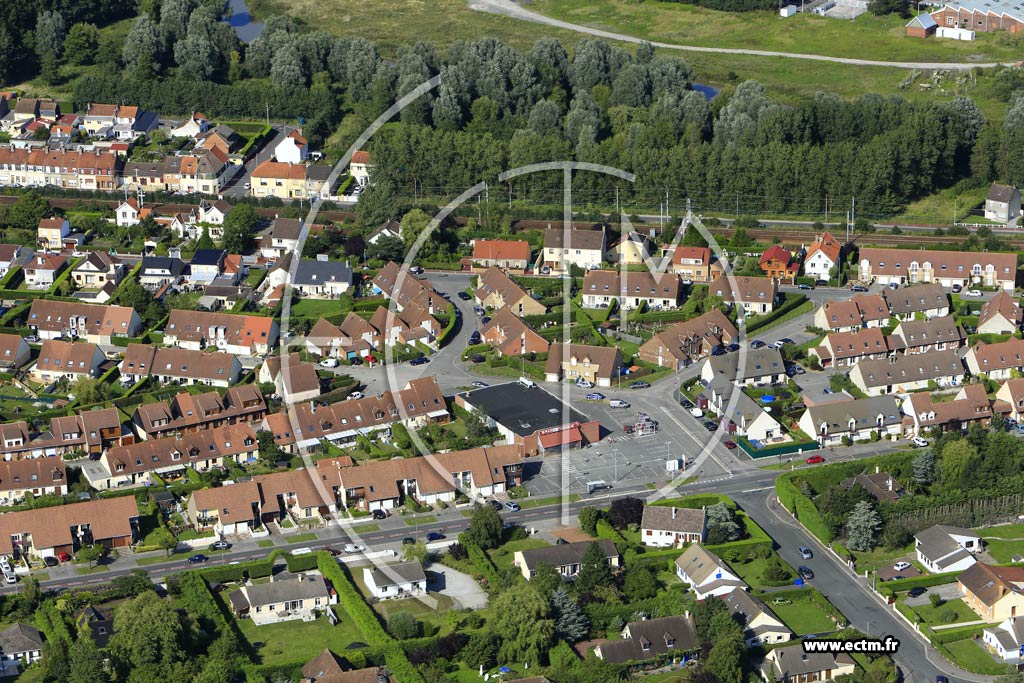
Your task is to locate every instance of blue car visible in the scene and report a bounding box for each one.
[426,532,446,542]
[585,393,605,401]
[409,356,430,366]
[188,554,208,564]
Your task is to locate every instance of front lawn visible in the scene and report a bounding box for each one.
[848,541,916,573]
[909,598,979,626]
[767,589,845,636]
[982,539,1024,564]
[291,298,348,319]
[370,593,456,636]
[238,606,364,666]
[978,523,1024,539]
[730,551,796,589]
[488,538,549,570]
[943,638,1012,675]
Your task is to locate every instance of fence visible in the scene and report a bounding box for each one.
[736,436,818,459]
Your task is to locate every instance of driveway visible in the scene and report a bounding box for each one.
[427,565,488,609]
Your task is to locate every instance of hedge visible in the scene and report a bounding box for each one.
[35,600,73,646]
[776,473,833,543]
[929,624,985,644]
[179,570,224,626]
[651,494,734,510]
[284,551,320,573]
[436,303,458,347]
[463,541,503,590]
[746,293,810,334]
[461,343,492,360]
[879,572,959,597]
[0,267,23,290]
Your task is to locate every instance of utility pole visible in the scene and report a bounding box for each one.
[265,103,270,127]
[953,196,958,225]
[825,193,829,224]
[735,192,740,220]
[615,187,619,217]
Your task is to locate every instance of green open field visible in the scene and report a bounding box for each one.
[909,597,981,626]
[238,605,364,666]
[767,589,845,635]
[489,538,549,570]
[943,638,1013,675]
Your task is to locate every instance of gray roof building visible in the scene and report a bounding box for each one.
[365,562,427,590]
[640,506,706,536]
[0,623,42,655]
[596,614,700,664]
[293,259,353,288]
[517,539,618,574]
[883,284,948,317]
[704,347,785,384]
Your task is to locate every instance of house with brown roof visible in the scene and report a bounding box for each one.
[28,300,142,345]
[594,614,700,665]
[167,147,231,195]
[263,376,449,453]
[667,245,723,283]
[850,350,965,397]
[480,308,549,358]
[858,247,1017,291]
[369,304,441,350]
[995,377,1024,423]
[675,544,747,599]
[0,335,30,371]
[0,244,23,278]
[958,562,1024,622]
[164,310,279,356]
[883,283,950,321]
[760,644,855,683]
[261,217,303,259]
[638,309,737,370]
[349,150,371,187]
[82,103,119,137]
[471,239,531,271]
[803,231,842,282]
[37,217,69,250]
[187,480,262,536]
[475,267,546,317]
[119,344,242,388]
[254,468,333,524]
[798,395,903,447]
[0,495,138,561]
[131,385,266,440]
[274,129,309,164]
[892,318,967,356]
[0,459,68,507]
[902,383,992,436]
[0,146,120,191]
[810,328,891,369]
[640,506,706,547]
[544,343,622,387]
[305,314,381,361]
[759,245,799,283]
[257,353,322,405]
[371,262,445,314]
[840,469,905,503]
[301,649,381,683]
[979,290,1024,335]
[813,293,890,333]
[30,340,104,383]
[708,275,778,316]
[539,227,606,274]
[84,423,259,490]
[966,337,1024,380]
[250,160,308,199]
[581,269,680,311]
[23,252,67,289]
[71,251,124,290]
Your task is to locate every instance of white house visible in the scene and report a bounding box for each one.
[915,525,981,574]
[674,543,747,599]
[362,562,427,600]
[983,617,1024,662]
[0,624,43,674]
[798,396,902,447]
[701,347,786,388]
[707,381,784,442]
[641,506,706,548]
[349,150,371,187]
[228,573,336,626]
[170,112,209,139]
[722,588,793,649]
[274,129,309,164]
[803,232,841,282]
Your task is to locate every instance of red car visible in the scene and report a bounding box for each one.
[57,552,71,563]
[805,455,825,465]
[723,441,737,450]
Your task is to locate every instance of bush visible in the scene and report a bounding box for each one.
[939,608,958,624]
[929,593,944,608]
[388,611,423,639]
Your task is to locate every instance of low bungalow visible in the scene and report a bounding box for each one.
[640,506,706,547]
[902,384,992,437]
[301,650,381,683]
[798,395,902,447]
[978,291,1023,335]
[545,343,622,387]
[291,258,353,299]
[966,337,1024,380]
[916,525,981,574]
[675,544,746,600]
[0,624,43,674]
[480,308,549,358]
[514,539,620,581]
[722,588,792,649]
[475,267,546,317]
[471,239,531,271]
[638,309,737,370]
[229,572,336,626]
[708,275,777,316]
[891,318,967,356]
[840,469,904,504]
[983,617,1024,663]
[363,562,427,600]
[594,614,700,665]
[760,645,855,683]
[849,351,964,397]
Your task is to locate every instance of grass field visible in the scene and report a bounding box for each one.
[979,523,1024,539]
[894,184,990,225]
[981,538,1024,564]
[488,538,549,570]
[290,298,347,318]
[768,590,845,635]
[910,598,980,626]
[730,551,796,588]
[239,606,364,666]
[288,532,319,543]
[943,638,1012,675]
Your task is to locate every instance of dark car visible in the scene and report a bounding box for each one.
[798,283,815,290]
[426,532,446,542]
[750,340,766,349]
[372,509,388,520]
[908,586,927,598]
[409,356,430,366]
[188,554,208,564]
[680,399,694,409]
[480,316,491,325]
[469,332,481,345]
[43,556,58,567]
[727,343,740,352]
[851,284,869,292]
[401,537,416,545]
[489,500,503,511]
[815,279,829,287]
[629,381,651,389]
[350,356,363,365]
[723,440,737,450]
[798,565,815,580]
[209,540,231,551]
[936,676,949,683]
[471,354,486,364]
[321,546,341,557]
[457,291,472,300]
[703,421,717,432]
[778,338,795,346]
[711,346,726,356]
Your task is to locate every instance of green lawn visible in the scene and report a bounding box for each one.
[895,183,990,225]
[289,532,319,543]
[980,523,1024,539]
[910,598,980,626]
[943,639,1012,675]
[488,538,549,570]
[848,541,916,573]
[371,593,456,636]
[238,606,365,666]
[256,540,275,549]
[291,298,347,318]
[517,493,582,509]
[730,551,795,589]
[981,538,1024,564]
[76,565,109,575]
[768,590,845,635]
[404,515,438,526]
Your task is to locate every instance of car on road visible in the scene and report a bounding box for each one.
[209,540,231,551]
[576,378,595,388]
[815,279,829,287]
[711,346,726,356]
[472,381,489,388]
[468,331,481,345]
[689,407,704,418]
[723,440,737,450]
[473,306,485,316]
[935,676,949,683]
[629,381,651,389]
[426,532,446,542]
[347,391,364,401]
[489,500,504,511]
[372,509,388,520]
[504,501,520,512]
[243,182,251,189]
[778,338,794,346]
[893,561,912,571]
[481,316,491,325]
[344,543,366,554]
[43,556,58,567]
[401,537,416,545]
[409,266,424,274]
[703,421,717,432]
[585,393,605,400]
[850,284,869,292]
[457,291,472,300]
[805,454,825,464]
[610,399,630,408]
[680,398,694,409]
[188,554,208,564]
[471,354,486,364]
[964,289,983,298]
[799,546,813,560]
[727,343,740,352]
[318,358,339,368]
[409,356,430,366]
[798,565,815,580]
[908,586,927,598]
[623,425,636,434]
[750,339,766,349]
[798,283,815,290]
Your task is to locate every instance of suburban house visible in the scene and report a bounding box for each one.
[264,376,449,453]
[906,12,939,36]
[979,290,1024,335]
[803,231,842,282]
[0,408,123,461]
[674,543,746,599]
[0,496,138,561]
[167,147,232,195]
[513,539,620,580]
[581,270,680,311]
[705,381,785,443]
[839,469,905,503]
[362,562,427,600]
[759,645,855,683]
[229,573,337,626]
[369,304,441,350]
[131,385,266,440]
[891,318,967,356]
[798,395,903,447]
[985,183,1021,223]
[814,299,867,333]
[301,651,382,683]
[544,343,622,387]
[700,347,786,388]
[0,147,120,191]
[640,506,706,547]
[138,257,188,290]
[0,335,31,371]
[24,252,67,289]
[291,258,353,298]
[37,217,70,250]
[959,562,1024,622]
[722,588,793,649]
[708,275,778,316]
[594,614,700,665]
[480,308,549,357]
[609,231,652,265]
[188,249,225,287]
[669,245,720,282]
[367,219,401,245]
[261,217,303,259]
[966,337,1024,379]
[916,525,981,574]
[983,617,1024,662]
[163,310,279,356]
[0,459,68,507]
[0,244,23,278]
[471,239,531,271]
[187,481,262,536]
[30,340,104,383]
[858,247,1017,291]
[539,227,606,274]
[170,112,209,138]
[809,327,891,369]
[305,314,379,360]
[71,251,124,290]
[475,267,546,317]
[274,129,309,164]
[249,161,312,199]
[759,245,799,283]
[348,150,371,186]
[0,624,43,673]
[638,309,738,370]
[371,261,445,314]
[883,284,950,321]
[849,350,964,396]
[996,377,1024,423]
[258,353,322,405]
[120,345,242,388]
[28,301,142,345]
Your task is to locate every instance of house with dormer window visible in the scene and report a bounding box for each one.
[798,395,902,447]
[850,350,964,397]
[966,337,1024,380]
[595,614,701,665]
[544,343,622,387]
[675,544,746,599]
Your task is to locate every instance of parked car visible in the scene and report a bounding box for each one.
[951,284,962,293]
[778,337,795,346]
[908,586,927,598]
[489,500,504,511]
[57,552,71,563]
[629,381,651,389]
[727,343,740,352]
[805,454,825,464]
[680,398,694,409]
[43,556,58,567]
[188,554,208,564]
[344,543,366,554]
[585,393,605,400]
[711,346,726,356]
[321,546,341,557]
[894,561,912,571]
[689,407,704,418]
[349,356,363,365]
[851,284,869,292]
[911,437,929,448]
[409,356,430,366]
[798,566,815,580]
[473,306,485,316]
[409,266,424,274]
[318,358,339,368]
[347,391,364,401]
[371,509,388,520]
[401,537,416,545]
[471,354,486,364]
[814,279,829,287]
[798,283,815,291]
[25,335,39,344]
[703,421,717,432]
[504,501,521,512]
[964,289,983,298]
[472,381,489,388]
[750,340,766,349]
[799,546,813,560]
[723,440,737,450]
[209,540,231,551]
[457,291,472,300]
[481,316,491,325]
[888,282,899,290]
[468,331,482,345]
[576,378,595,388]
[426,532,446,542]
[610,399,630,408]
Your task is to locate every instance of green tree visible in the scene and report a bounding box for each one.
[939,438,980,489]
[575,541,613,593]
[463,503,503,550]
[607,497,643,529]
[388,611,422,639]
[491,586,555,666]
[64,23,99,65]
[69,635,108,683]
[530,562,562,596]
[195,226,215,250]
[109,591,192,681]
[461,632,497,670]
[705,502,741,544]
[578,506,600,536]
[845,500,882,551]
[8,192,50,231]
[912,449,935,485]
[221,204,259,254]
[402,540,428,564]
[71,377,108,405]
[36,10,67,63]
[122,15,162,76]
[271,42,306,92]
[150,527,178,556]
[19,576,40,615]
[551,587,589,643]
[366,235,405,263]
[622,564,659,601]
[693,592,728,643]
[75,543,105,568]
[704,629,745,683]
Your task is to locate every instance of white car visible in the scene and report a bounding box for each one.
[343,543,366,554]
[318,358,339,368]
[689,407,704,418]
[911,437,929,448]
[576,379,595,389]
[347,391,364,401]
[964,289,983,298]
[893,561,912,572]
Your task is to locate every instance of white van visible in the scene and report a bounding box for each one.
[291,547,313,556]
[518,377,536,389]
[609,399,630,408]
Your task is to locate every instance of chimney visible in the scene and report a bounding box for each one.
[887,477,893,491]
[875,465,879,474]
[672,508,677,520]
[309,401,316,414]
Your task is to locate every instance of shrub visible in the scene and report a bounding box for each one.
[388,611,423,639]
[939,608,958,624]
[929,593,944,608]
